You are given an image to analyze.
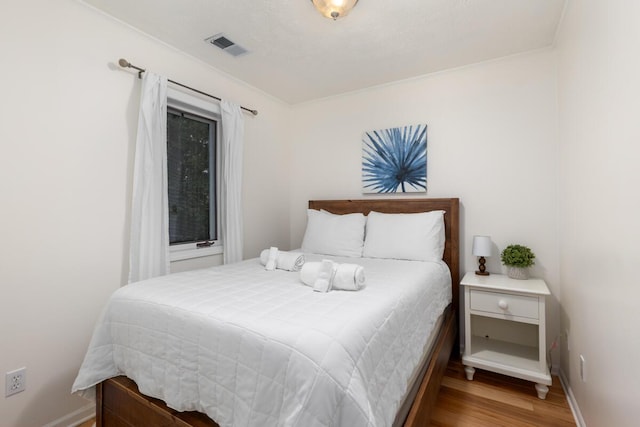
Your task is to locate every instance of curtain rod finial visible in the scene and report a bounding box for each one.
[118,58,130,68]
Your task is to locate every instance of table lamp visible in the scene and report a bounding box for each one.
[472,235,492,276]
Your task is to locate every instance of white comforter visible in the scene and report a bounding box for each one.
[72,254,451,427]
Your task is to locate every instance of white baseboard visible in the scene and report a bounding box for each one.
[42,402,95,427]
[559,370,586,427]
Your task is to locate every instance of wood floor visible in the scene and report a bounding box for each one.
[431,357,576,426]
[77,357,576,427]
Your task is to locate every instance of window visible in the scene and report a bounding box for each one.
[167,89,221,261]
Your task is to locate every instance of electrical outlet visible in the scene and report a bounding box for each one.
[5,367,26,397]
[579,354,586,382]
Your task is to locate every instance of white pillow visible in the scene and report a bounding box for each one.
[301,209,366,257]
[363,210,445,261]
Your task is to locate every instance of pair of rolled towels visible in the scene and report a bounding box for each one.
[300,260,366,292]
[259,249,365,292]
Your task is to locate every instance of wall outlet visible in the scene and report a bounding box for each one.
[5,367,26,397]
[579,354,586,382]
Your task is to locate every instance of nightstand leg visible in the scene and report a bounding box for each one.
[464,366,475,381]
[535,383,549,399]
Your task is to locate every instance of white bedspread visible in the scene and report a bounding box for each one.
[72,254,451,427]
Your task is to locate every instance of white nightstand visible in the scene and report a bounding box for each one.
[461,272,552,399]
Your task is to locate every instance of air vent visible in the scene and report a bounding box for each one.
[205,33,248,57]
[212,35,234,49]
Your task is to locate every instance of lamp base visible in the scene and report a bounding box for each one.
[475,256,490,276]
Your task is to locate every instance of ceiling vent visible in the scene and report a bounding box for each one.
[205,33,248,57]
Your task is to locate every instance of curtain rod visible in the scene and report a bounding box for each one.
[118,58,258,116]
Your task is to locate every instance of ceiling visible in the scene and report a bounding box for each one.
[84,0,566,104]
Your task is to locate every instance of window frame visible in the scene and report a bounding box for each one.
[166,87,222,261]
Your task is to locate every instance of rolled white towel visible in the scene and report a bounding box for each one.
[300,261,366,292]
[259,249,306,271]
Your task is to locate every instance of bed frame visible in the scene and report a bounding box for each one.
[96,198,459,427]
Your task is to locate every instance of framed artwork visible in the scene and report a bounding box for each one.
[362,124,427,193]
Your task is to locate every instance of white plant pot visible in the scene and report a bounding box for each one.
[507,266,529,280]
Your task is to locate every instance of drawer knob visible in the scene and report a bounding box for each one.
[498,299,509,310]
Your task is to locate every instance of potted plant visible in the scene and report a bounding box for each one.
[500,244,535,279]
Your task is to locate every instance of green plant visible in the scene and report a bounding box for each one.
[500,244,536,268]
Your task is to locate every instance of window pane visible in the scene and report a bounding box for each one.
[167,111,216,245]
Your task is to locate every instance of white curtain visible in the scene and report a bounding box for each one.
[220,100,245,264]
[128,72,170,283]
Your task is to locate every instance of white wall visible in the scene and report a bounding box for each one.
[289,50,561,365]
[0,0,291,425]
[557,0,640,425]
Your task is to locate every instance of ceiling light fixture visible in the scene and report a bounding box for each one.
[311,0,359,20]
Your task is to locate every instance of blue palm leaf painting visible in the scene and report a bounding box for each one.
[362,124,427,193]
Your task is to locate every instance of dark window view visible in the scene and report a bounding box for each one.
[167,109,216,245]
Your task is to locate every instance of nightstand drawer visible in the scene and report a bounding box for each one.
[469,289,539,320]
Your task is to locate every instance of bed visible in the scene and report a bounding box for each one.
[74,198,459,427]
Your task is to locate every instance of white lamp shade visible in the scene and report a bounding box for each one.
[311,0,359,19]
[472,236,492,257]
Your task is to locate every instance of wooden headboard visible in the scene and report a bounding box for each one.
[308,198,460,313]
